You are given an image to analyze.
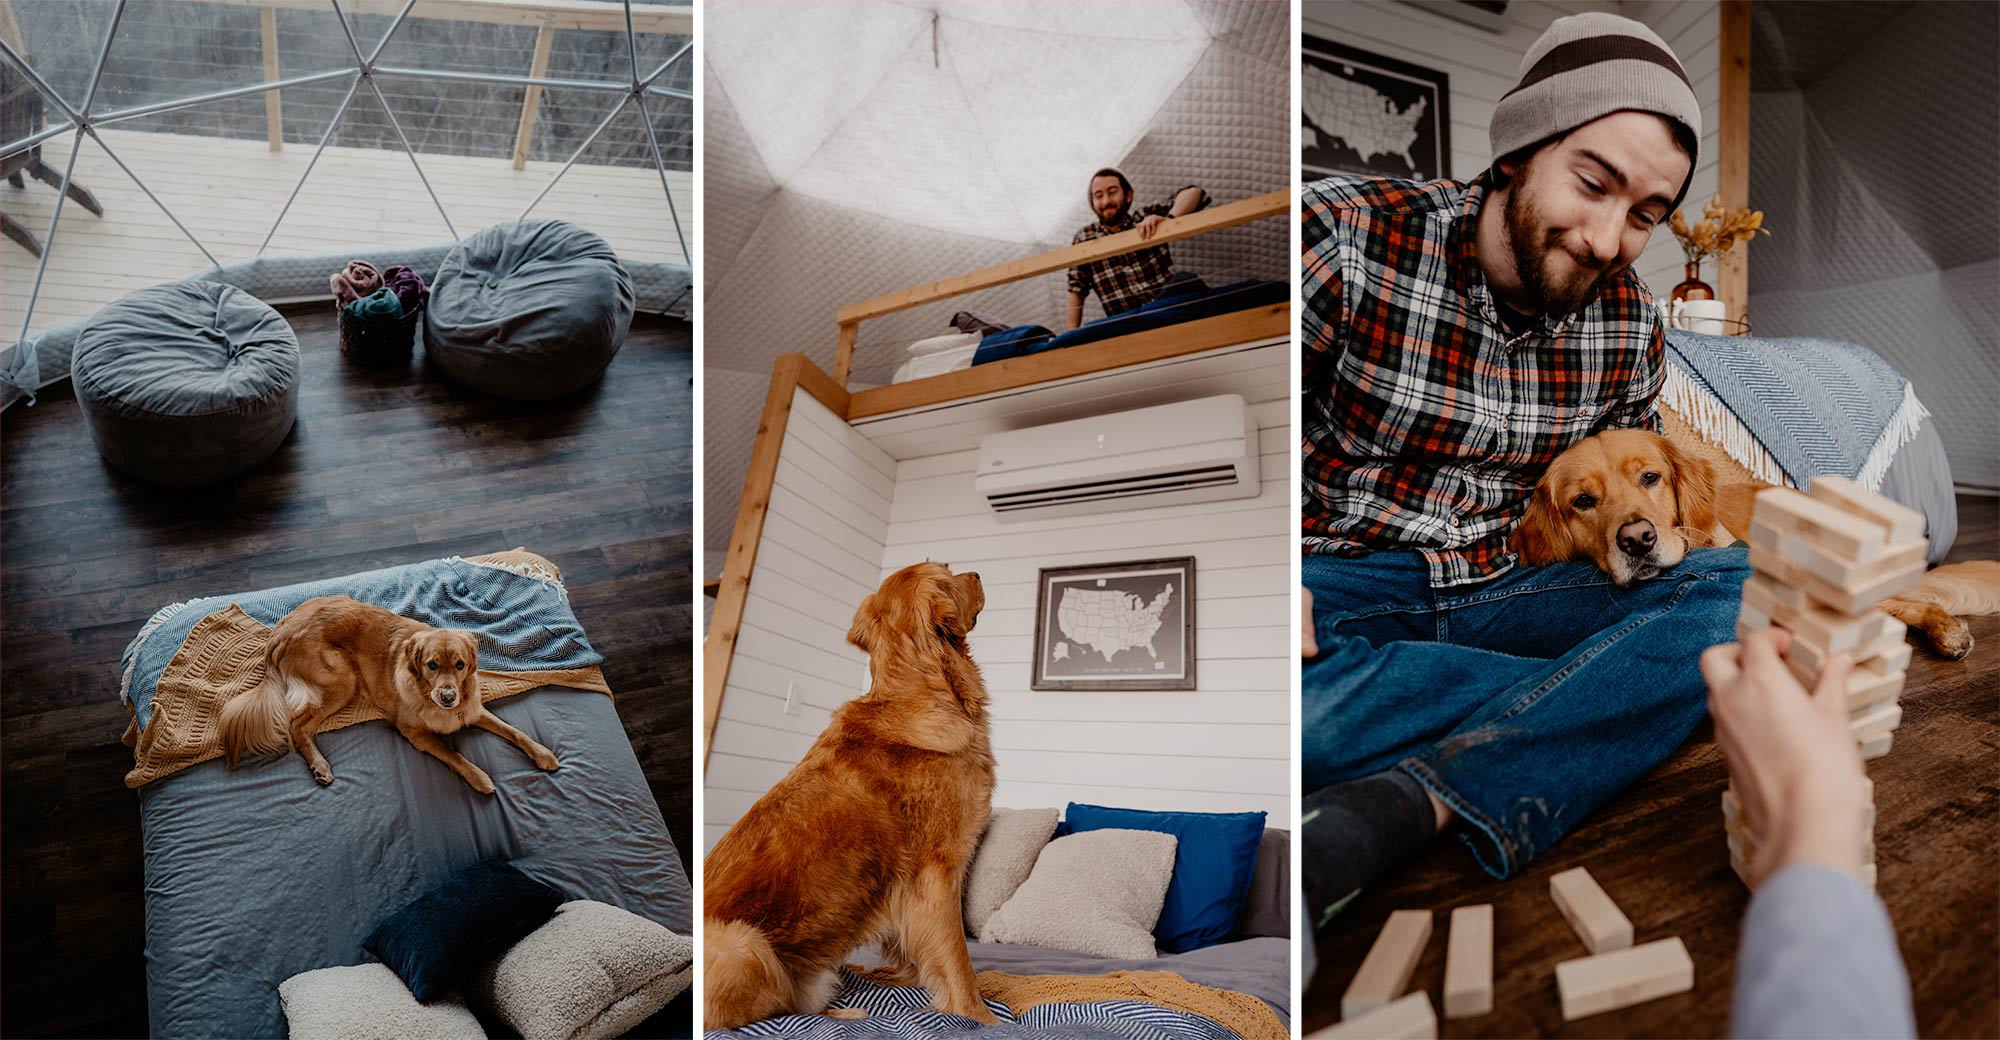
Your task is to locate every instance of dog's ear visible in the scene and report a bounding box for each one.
[1512,483,1575,566]
[406,635,429,678]
[1663,438,1719,536]
[847,593,883,653]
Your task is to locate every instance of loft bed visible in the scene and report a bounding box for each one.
[702,188,1288,751]
[700,187,1292,1037]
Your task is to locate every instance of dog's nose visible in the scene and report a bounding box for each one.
[1617,519,1658,558]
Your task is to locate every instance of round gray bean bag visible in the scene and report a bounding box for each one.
[72,282,300,486]
[423,220,635,400]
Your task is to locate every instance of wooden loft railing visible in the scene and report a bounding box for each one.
[703,188,1291,760]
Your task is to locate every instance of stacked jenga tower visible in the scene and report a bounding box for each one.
[1725,476,1928,889]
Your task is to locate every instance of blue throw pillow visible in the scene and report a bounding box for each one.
[362,859,564,1002]
[1064,803,1267,953]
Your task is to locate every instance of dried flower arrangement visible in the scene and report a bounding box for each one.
[1670,196,1770,263]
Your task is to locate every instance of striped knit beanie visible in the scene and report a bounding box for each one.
[1490,12,1701,206]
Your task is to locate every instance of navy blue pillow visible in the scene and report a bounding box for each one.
[1064,803,1267,953]
[363,859,564,1002]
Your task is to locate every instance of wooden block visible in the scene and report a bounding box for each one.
[1742,576,1884,653]
[1548,867,1633,954]
[1851,699,1903,743]
[1847,668,1906,711]
[1555,937,1695,1021]
[1860,732,1894,760]
[1736,600,1772,635]
[1742,571,1809,611]
[1317,991,1437,1040]
[1860,640,1912,677]
[1342,909,1432,1018]
[1753,486,1889,561]
[1443,904,1493,1019]
[1748,542,1924,615]
[1810,475,1926,542]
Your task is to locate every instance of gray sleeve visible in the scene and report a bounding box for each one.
[1732,865,1915,1040]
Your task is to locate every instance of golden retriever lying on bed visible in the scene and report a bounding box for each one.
[703,562,997,1029]
[217,595,559,791]
[1514,428,2000,657]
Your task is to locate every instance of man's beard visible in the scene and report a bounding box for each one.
[1502,164,1624,317]
[1097,201,1129,225]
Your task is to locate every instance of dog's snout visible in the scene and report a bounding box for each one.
[1617,519,1657,558]
[434,686,460,707]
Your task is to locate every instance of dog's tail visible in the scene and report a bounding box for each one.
[218,666,295,768]
[1908,560,2000,616]
[703,917,792,1030]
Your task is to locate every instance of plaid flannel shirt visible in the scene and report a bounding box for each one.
[1069,186,1210,316]
[1301,173,1666,589]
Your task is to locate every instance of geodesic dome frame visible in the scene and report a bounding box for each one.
[0,0,690,400]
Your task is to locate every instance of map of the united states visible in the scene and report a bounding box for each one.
[1055,584,1175,663]
[1301,62,1426,169]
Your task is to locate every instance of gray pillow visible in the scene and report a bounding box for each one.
[1236,829,1291,940]
[964,807,1060,937]
[979,829,1177,960]
[468,901,693,1040]
[278,963,483,1040]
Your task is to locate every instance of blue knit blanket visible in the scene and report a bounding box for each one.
[708,973,1242,1040]
[1662,330,1926,491]
[119,555,602,732]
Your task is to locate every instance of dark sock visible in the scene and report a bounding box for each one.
[1299,769,1437,931]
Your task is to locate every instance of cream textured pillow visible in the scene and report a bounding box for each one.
[979,828,1177,960]
[279,963,483,1040]
[469,901,694,1040]
[964,807,1061,936]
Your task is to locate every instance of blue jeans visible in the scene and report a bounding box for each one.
[1301,547,1751,878]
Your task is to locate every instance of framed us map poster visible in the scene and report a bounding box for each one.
[1301,34,1452,182]
[1031,557,1195,691]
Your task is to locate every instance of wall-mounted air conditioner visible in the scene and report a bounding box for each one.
[973,394,1260,521]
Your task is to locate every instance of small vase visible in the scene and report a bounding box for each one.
[1671,260,1714,304]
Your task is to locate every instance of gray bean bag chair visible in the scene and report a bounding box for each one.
[72,282,300,486]
[423,220,635,400]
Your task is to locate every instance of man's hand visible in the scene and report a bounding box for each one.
[1700,627,1868,887]
[1138,214,1167,240]
[1301,587,1317,658]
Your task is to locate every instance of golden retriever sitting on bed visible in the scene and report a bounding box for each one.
[1514,428,2000,657]
[703,562,998,1029]
[217,596,559,792]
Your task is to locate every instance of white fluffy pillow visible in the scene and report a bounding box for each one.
[279,963,483,1040]
[905,331,982,357]
[979,828,1177,960]
[469,901,693,1040]
[964,807,1060,936]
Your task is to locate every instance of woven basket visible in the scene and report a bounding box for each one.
[337,301,420,368]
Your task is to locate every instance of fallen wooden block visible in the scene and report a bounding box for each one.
[1342,909,1432,1019]
[1316,991,1436,1040]
[1810,476,1926,543]
[1549,866,1632,954]
[1443,904,1493,1019]
[1554,937,1694,1021]
[1753,486,1889,562]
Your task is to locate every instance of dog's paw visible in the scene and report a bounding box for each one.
[466,767,496,795]
[823,1009,868,1021]
[311,764,334,786]
[1931,620,1975,660]
[533,748,560,772]
[939,1004,1000,1025]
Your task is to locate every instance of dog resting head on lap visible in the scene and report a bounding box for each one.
[1513,428,1730,587]
[704,562,1000,1029]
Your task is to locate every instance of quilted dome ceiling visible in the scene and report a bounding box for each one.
[703,0,1288,572]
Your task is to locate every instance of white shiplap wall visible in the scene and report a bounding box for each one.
[705,387,1294,850]
[704,390,896,851]
[874,395,1293,825]
[1301,0,1722,302]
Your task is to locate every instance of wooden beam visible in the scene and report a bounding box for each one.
[0,0,26,54]
[830,321,858,388]
[512,21,555,170]
[701,353,849,764]
[844,303,1289,420]
[261,7,282,151]
[836,189,1289,326]
[1719,0,1751,323]
[194,0,689,36]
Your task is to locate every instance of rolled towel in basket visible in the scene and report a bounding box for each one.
[382,265,429,313]
[345,287,405,320]
[330,260,384,306]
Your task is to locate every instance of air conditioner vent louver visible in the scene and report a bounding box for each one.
[974,395,1260,521]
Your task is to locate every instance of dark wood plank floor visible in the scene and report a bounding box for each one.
[1304,492,2000,1038]
[1,306,695,1039]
